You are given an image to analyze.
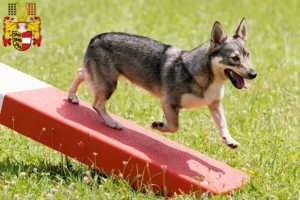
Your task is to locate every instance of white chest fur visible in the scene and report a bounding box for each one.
[180,80,225,108]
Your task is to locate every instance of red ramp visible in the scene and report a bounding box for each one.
[0,63,250,196]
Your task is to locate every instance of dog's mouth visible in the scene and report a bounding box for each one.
[224,69,251,89]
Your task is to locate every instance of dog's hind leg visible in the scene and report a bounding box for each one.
[208,100,240,149]
[92,85,123,130]
[68,68,85,104]
[151,103,179,133]
[79,56,122,130]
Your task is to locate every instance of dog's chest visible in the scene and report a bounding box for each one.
[180,81,225,108]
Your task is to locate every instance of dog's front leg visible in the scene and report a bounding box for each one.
[208,100,240,149]
[151,103,179,133]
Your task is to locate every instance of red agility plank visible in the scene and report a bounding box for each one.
[0,63,250,196]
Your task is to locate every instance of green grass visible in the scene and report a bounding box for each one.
[0,0,300,199]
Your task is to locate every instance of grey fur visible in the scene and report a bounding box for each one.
[68,18,256,148]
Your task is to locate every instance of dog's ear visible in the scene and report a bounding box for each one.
[234,18,247,41]
[210,21,227,49]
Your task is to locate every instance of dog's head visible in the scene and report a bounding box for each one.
[210,18,257,89]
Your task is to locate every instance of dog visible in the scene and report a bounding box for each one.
[68,18,256,149]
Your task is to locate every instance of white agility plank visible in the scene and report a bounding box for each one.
[0,63,50,113]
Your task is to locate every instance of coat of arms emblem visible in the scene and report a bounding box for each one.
[2,3,42,51]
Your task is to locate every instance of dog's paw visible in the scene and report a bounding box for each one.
[222,137,240,149]
[151,121,168,132]
[106,120,123,130]
[151,121,165,129]
[68,94,80,104]
[151,121,178,133]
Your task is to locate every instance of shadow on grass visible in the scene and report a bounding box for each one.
[0,155,106,183]
[0,155,151,196]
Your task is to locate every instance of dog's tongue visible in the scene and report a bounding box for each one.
[244,81,252,89]
[234,72,251,89]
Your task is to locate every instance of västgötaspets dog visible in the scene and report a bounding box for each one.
[68,18,257,149]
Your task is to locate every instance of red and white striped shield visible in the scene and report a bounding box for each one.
[12,31,32,51]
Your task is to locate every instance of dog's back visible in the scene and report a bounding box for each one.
[84,32,178,95]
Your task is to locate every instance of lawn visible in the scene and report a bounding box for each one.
[0,0,299,199]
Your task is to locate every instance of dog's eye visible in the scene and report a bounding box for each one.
[230,56,240,62]
[246,52,250,57]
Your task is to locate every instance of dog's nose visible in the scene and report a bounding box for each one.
[248,69,257,79]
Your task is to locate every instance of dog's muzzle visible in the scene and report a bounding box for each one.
[248,69,257,79]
